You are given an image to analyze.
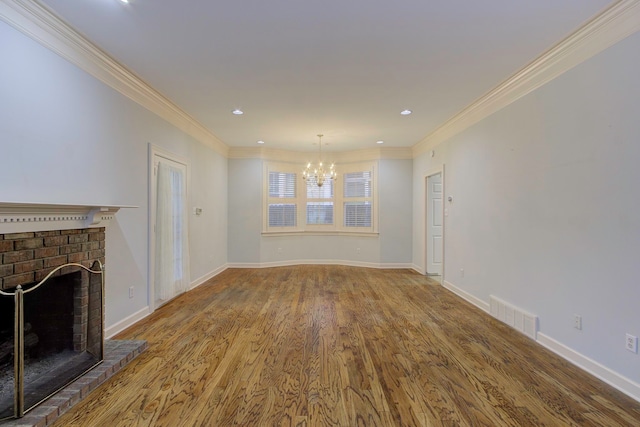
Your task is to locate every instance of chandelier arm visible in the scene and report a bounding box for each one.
[303,133,336,188]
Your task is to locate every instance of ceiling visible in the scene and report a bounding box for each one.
[38,0,613,152]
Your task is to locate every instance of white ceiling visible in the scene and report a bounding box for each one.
[39,0,613,152]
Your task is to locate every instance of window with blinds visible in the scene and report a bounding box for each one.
[264,161,377,233]
[306,178,333,225]
[343,171,372,228]
[269,171,296,198]
[268,172,297,227]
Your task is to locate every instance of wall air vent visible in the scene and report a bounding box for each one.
[489,295,538,340]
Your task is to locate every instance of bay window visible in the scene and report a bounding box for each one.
[264,161,377,234]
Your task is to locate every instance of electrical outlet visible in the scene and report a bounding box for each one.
[573,314,582,330]
[460,268,464,278]
[356,248,361,254]
[626,334,638,353]
[277,247,282,254]
[129,286,134,299]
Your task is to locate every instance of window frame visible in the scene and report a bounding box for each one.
[305,173,336,230]
[263,161,378,235]
[264,164,301,232]
[342,170,374,229]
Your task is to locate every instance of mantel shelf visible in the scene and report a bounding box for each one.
[0,201,137,234]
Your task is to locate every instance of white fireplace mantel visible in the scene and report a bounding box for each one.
[0,201,137,234]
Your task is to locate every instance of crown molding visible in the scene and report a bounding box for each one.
[4,0,638,162]
[0,0,229,157]
[413,0,640,157]
[228,147,413,162]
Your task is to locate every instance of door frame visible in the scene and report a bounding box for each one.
[148,144,189,312]
[424,165,445,281]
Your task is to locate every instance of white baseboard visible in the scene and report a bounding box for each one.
[105,306,150,339]
[227,260,414,269]
[442,280,490,313]
[441,280,640,403]
[537,333,640,403]
[410,264,423,274]
[104,265,228,339]
[190,264,229,290]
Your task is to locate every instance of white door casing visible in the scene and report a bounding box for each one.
[149,145,190,311]
[426,170,444,277]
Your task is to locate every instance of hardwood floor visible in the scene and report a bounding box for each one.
[53,266,640,426]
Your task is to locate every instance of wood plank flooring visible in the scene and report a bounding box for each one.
[52,266,640,426]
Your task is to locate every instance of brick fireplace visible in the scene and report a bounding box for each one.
[0,202,125,422]
[0,228,106,420]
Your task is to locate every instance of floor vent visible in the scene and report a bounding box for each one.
[489,295,538,339]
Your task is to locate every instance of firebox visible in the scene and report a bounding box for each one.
[0,261,104,420]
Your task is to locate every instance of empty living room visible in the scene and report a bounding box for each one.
[1,1,639,426]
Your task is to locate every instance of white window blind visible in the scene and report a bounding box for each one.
[343,171,372,228]
[306,179,333,225]
[344,202,372,227]
[269,204,297,227]
[268,171,297,227]
[269,172,296,198]
[264,161,377,233]
[344,171,372,198]
[307,202,333,224]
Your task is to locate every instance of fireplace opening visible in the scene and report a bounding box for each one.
[0,263,103,420]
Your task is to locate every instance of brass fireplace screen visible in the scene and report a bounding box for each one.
[0,261,104,420]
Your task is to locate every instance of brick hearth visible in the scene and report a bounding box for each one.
[0,340,147,427]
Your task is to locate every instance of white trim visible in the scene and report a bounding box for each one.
[148,144,190,312]
[105,264,228,339]
[424,166,445,278]
[261,231,379,237]
[537,333,640,403]
[437,281,640,403]
[3,1,638,161]
[227,263,264,269]
[0,201,135,233]
[0,0,228,157]
[410,264,423,274]
[442,280,490,313]
[227,260,414,270]
[229,147,413,161]
[413,0,640,157]
[190,264,229,290]
[104,306,150,339]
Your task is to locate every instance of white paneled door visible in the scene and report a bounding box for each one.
[426,172,443,275]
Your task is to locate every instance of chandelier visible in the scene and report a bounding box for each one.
[303,134,336,187]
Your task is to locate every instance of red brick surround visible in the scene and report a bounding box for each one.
[0,228,105,291]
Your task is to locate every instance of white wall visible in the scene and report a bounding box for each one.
[228,158,413,266]
[227,158,262,263]
[379,159,413,264]
[0,21,228,330]
[413,31,640,386]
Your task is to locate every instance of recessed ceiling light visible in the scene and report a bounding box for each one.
[400,109,412,115]
[232,109,244,115]
[257,140,265,144]
[376,140,384,144]
[119,0,129,4]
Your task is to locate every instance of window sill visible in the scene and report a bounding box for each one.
[261,230,379,237]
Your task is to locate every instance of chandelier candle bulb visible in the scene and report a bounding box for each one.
[303,134,337,187]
